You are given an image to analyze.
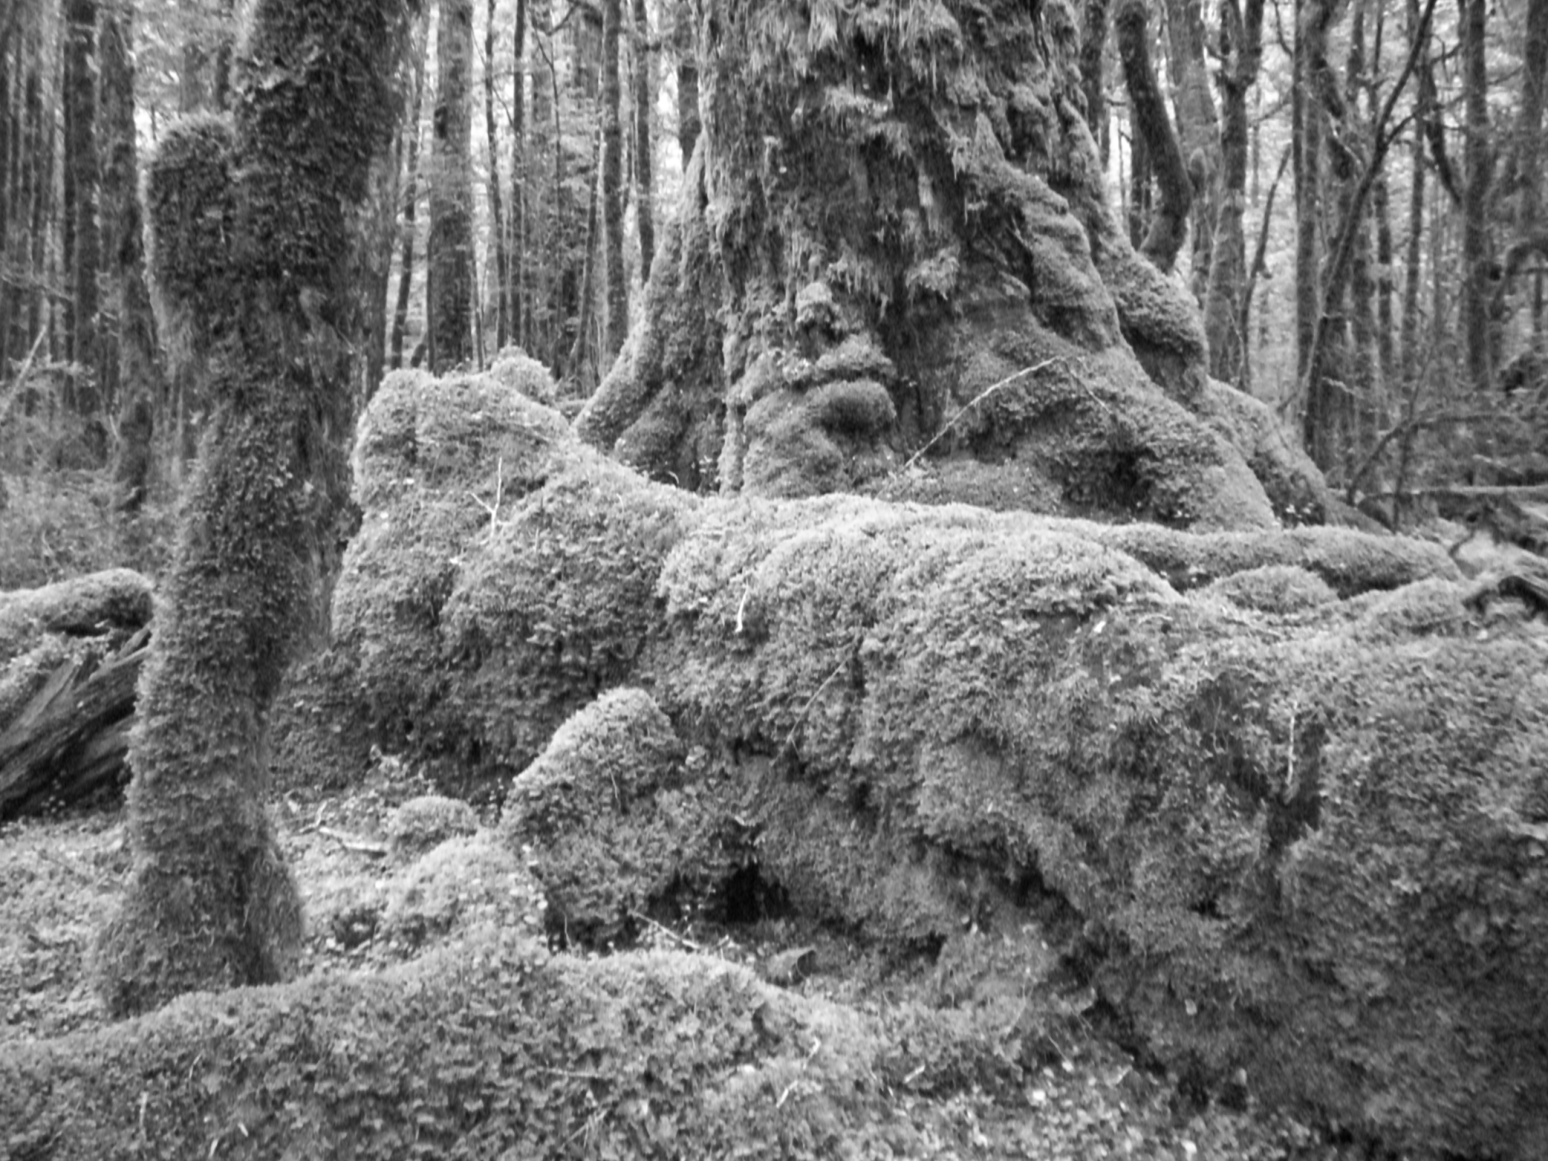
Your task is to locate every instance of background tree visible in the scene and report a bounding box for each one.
[428,0,476,371]
[600,0,626,360]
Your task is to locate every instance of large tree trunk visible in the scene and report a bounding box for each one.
[93,0,418,1019]
[1079,0,1110,165]
[575,0,1326,529]
[428,0,475,372]
[99,1,161,515]
[1296,0,1330,467]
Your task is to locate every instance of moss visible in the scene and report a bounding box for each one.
[499,688,730,947]
[382,794,479,861]
[4,928,1045,1160]
[487,348,557,405]
[144,113,236,332]
[377,832,537,952]
[1201,565,1337,613]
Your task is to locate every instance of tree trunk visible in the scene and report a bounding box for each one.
[1398,0,1430,389]
[1202,0,1265,383]
[93,0,419,1019]
[99,2,161,514]
[390,26,428,371]
[601,0,627,361]
[1161,0,1219,300]
[1296,0,1329,466]
[1509,0,1547,350]
[428,0,475,372]
[574,0,1320,529]
[1116,0,1191,273]
[673,0,699,168]
[484,0,509,351]
[1459,0,1492,401]
[1079,0,1110,165]
[62,0,100,434]
[632,0,655,284]
[510,0,527,348]
[568,134,601,390]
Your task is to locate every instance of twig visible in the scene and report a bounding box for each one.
[318,826,388,857]
[467,456,510,544]
[900,357,1066,471]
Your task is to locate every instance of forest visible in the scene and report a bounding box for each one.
[1,0,1546,1158]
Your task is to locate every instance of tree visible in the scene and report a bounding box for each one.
[632,0,655,282]
[428,0,475,371]
[575,0,1324,527]
[600,0,626,360]
[1116,0,1192,273]
[62,0,101,433]
[94,0,419,1017]
[99,0,161,513]
[483,0,509,350]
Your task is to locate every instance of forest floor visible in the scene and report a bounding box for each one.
[0,756,1385,1161]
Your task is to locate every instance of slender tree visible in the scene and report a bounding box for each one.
[99,0,160,513]
[1459,0,1493,400]
[673,0,698,166]
[1161,0,1220,299]
[484,0,509,349]
[1079,0,1110,165]
[62,0,100,427]
[1116,0,1191,272]
[509,0,527,347]
[390,22,429,370]
[428,0,475,371]
[632,0,654,282]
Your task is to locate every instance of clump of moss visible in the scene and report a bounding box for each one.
[488,349,558,405]
[377,832,539,953]
[1202,565,1337,612]
[500,688,731,948]
[382,794,479,862]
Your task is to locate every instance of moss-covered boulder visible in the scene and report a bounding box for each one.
[331,376,1548,1158]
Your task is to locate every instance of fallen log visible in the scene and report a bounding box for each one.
[0,628,148,819]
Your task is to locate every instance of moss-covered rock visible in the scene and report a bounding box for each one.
[382,794,479,861]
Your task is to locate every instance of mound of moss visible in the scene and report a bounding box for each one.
[1,930,1039,1160]
[331,377,1548,1159]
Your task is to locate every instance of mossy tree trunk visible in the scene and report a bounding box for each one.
[428,0,475,372]
[1116,0,1192,273]
[1160,0,1219,300]
[483,0,509,350]
[672,0,699,167]
[94,0,418,1019]
[574,0,1322,530]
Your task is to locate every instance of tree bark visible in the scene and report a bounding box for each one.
[1115,0,1191,273]
[1296,0,1329,467]
[93,0,419,1019]
[428,0,476,372]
